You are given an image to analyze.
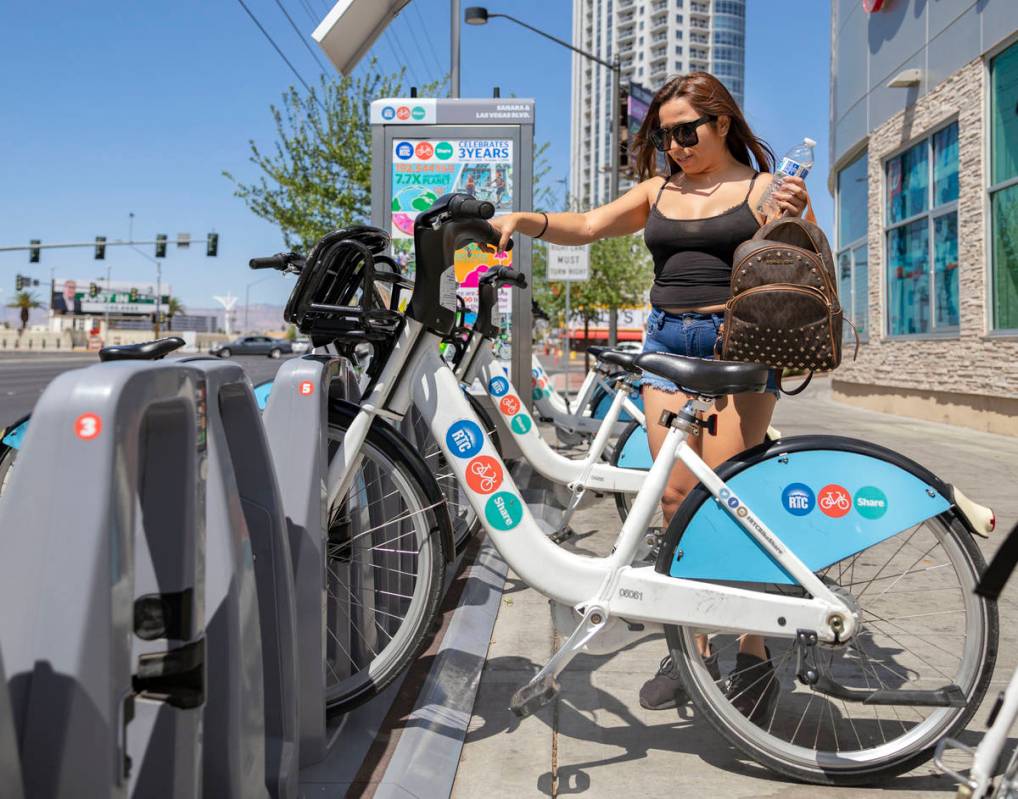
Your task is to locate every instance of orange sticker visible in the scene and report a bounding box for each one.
[465,455,504,495]
[499,395,521,416]
[818,484,852,518]
[299,381,315,396]
[75,413,102,441]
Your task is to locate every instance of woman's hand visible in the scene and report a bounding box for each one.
[489,213,521,252]
[770,175,809,218]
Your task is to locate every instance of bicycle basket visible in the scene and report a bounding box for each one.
[283,225,414,353]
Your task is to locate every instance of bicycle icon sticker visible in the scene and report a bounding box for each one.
[818,484,852,518]
[465,455,504,495]
[499,396,521,416]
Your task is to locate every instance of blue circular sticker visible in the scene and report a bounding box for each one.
[531,368,541,379]
[446,419,484,459]
[782,483,816,516]
[395,141,414,160]
[381,106,396,120]
[488,376,510,397]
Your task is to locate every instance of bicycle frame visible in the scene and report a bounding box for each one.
[327,317,853,644]
[531,354,646,430]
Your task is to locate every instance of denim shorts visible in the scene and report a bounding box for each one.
[639,308,780,397]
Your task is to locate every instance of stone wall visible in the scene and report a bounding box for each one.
[834,57,1018,403]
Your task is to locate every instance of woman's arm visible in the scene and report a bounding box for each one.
[489,178,662,251]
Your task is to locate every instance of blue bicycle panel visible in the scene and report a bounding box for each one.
[253,381,274,411]
[669,449,951,585]
[617,424,652,470]
[1,418,28,451]
[592,390,643,423]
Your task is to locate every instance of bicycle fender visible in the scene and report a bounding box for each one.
[655,436,954,585]
[0,414,30,452]
[253,379,274,411]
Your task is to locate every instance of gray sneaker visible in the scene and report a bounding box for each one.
[639,648,722,711]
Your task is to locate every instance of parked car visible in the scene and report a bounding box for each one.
[210,336,292,359]
[615,341,643,355]
[290,337,312,354]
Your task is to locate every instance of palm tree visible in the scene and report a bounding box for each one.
[166,296,185,330]
[6,291,42,333]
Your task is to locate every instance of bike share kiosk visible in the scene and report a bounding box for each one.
[370,97,535,407]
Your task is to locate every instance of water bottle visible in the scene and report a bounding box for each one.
[757,137,816,215]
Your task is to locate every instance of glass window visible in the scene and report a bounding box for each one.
[933,124,959,206]
[933,212,959,328]
[837,152,868,248]
[886,140,928,223]
[991,40,1018,186]
[884,123,959,336]
[887,220,930,336]
[852,244,869,339]
[992,184,1018,329]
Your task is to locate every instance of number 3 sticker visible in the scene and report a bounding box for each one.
[75,413,102,441]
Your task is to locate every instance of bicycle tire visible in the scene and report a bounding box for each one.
[322,404,449,713]
[667,508,998,785]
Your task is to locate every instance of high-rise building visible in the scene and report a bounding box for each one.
[569,0,746,209]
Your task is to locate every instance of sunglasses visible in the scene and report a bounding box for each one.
[649,114,716,151]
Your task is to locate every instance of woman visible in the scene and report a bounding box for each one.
[490,72,809,719]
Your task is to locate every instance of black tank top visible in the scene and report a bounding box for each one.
[644,173,762,308]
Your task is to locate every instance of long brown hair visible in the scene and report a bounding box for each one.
[631,72,775,180]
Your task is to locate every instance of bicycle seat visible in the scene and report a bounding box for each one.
[597,349,640,374]
[587,345,609,360]
[635,352,769,396]
[99,337,186,362]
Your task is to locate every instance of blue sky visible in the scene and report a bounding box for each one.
[0,0,832,311]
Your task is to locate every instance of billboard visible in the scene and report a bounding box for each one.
[390,137,514,313]
[51,279,170,316]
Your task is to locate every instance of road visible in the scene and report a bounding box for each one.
[0,352,292,429]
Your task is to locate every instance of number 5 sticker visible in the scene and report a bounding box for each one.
[299,381,315,396]
[75,413,102,441]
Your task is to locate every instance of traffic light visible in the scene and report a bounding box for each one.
[89,282,99,298]
[619,87,630,172]
[15,274,25,291]
[155,234,167,258]
[94,236,106,260]
[29,239,40,263]
[207,232,219,257]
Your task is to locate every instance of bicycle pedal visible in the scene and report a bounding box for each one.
[550,526,575,544]
[510,674,560,718]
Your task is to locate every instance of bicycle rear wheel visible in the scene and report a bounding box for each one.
[323,408,449,712]
[668,508,997,785]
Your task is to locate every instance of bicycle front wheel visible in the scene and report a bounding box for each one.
[668,508,997,785]
[323,409,449,712]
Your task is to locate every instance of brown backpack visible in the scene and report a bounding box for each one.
[721,216,855,395]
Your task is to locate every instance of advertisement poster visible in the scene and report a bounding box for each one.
[52,278,169,315]
[390,138,514,313]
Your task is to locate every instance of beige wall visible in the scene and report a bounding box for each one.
[834,58,1018,430]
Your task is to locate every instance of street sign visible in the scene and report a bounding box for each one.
[546,243,590,281]
[313,0,412,75]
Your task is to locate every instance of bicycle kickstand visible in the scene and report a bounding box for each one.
[510,604,608,718]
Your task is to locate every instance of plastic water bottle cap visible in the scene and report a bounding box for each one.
[804,137,817,148]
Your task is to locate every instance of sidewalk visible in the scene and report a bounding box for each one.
[451,377,1018,798]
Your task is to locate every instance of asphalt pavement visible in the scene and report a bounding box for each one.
[0,352,292,428]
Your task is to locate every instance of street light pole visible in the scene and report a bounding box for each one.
[451,0,461,97]
[245,275,272,332]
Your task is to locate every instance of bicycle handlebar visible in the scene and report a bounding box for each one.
[249,252,304,271]
[478,266,527,290]
[447,195,495,221]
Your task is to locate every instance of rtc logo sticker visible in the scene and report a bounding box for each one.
[854,486,889,519]
[499,395,521,416]
[510,413,532,434]
[381,106,396,120]
[488,375,510,397]
[396,106,411,120]
[782,483,815,516]
[415,141,434,160]
[435,141,453,159]
[532,368,541,379]
[395,141,414,160]
[466,455,503,494]
[74,412,102,441]
[446,419,484,459]
[818,484,852,518]
[485,491,524,531]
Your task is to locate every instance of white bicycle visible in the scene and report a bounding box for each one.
[270,193,999,785]
[937,522,1018,797]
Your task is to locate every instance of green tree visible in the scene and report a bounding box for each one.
[165,296,184,330]
[225,64,444,251]
[6,291,42,333]
[285,323,297,341]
